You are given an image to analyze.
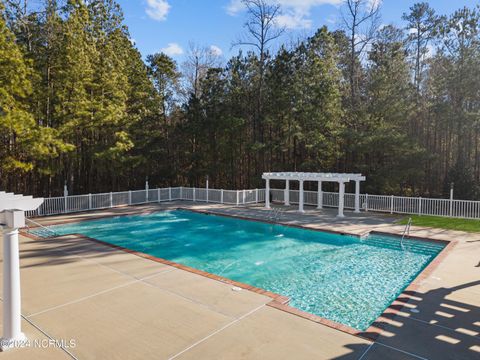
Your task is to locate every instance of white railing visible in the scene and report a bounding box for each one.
[25,187,265,218]
[24,186,480,219]
[269,190,480,219]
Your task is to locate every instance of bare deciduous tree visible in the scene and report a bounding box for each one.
[233,0,284,64]
[232,0,285,177]
[341,0,381,103]
[182,42,222,99]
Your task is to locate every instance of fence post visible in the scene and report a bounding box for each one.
[255,188,258,203]
[128,190,132,205]
[180,187,183,200]
[418,197,422,215]
[145,180,149,203]
[236,191,239,206]
[206,178,209,203]
[365,194,369,212]
[449,187,454,216]
[168,187,172,201]
[390,195,394,214]
[193,188,196,202]
[88,193,92,210]
[221,189,224,204]
[158,188,161,203]
[110,192,113,208]
[63,183,68,213]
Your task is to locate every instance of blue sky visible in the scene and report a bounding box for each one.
[117,0,478,61]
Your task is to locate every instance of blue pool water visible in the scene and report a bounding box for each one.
[43,210,445,330]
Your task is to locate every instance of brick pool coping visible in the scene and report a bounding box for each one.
[22,205,457,342]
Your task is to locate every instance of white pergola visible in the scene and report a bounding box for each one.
[262,172,366,217]
[0,191,43,351]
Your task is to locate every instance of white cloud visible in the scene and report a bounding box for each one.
[146,0,171,21]
[210,45,223,56]
[367,0,382,10]
[326,14,337,24]
[161,43,184,56]
[226,0,244,15]
[226,0,343,29]
[276,13,312,29]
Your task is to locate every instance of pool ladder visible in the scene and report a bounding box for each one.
[25,217,59,238]
[400,217,412,250]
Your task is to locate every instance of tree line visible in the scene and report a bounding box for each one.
[1,0,479,199]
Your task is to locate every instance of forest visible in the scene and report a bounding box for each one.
[0,0,479,199]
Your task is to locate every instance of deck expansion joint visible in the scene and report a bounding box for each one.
[168,304,266,360]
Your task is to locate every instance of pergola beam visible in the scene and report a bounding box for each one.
[262,172,366,183]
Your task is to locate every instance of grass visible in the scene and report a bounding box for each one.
[398,215,480,232]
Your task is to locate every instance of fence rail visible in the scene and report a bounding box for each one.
[269,190,480,219]
[25,187,265,218]
[24,187,480,219]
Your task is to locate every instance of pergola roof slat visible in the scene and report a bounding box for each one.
[262,172,365,182]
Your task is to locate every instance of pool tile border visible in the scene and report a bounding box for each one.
[22,205,457,342]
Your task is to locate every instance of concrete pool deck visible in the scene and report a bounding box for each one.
[2,202,479,359]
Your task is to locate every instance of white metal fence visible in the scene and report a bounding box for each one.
[25,187,265,218]
[269,189,480,219]
[25,186,480,219]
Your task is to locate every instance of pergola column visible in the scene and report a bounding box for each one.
[265,178,271,209]
[354,180,361,213]
[284,180,290,206]
[317,181,323,209]
[337,181,346,218]
[298,180,305,213]
[1,225,26,350]
[0,193,43,351]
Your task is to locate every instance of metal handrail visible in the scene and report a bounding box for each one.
[268,207,283,223]
[25,218,59,238]
[400,217,412,250]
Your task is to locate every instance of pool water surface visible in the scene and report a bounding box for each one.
[43,210,445,331]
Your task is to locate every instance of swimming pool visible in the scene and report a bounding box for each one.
[42,210,445,331]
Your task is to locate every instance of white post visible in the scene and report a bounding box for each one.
[180,187,183,200]
[236,191,239,206]
[298,180,305,213]
[158,188,161,203]
[109,192,113,208]
[206,179,209,203]
[243,189,246,204]
[63,184,68,213]
[390,195,394,214]
[337,181,345,218]
[365,194,369,212]
[193,188,196,202]
[317,181,323,209]
[145,180,149,202]
[1,227,26,350]
[128,190,132,205]
[265,179,271,209]
[354,180,361,213]
[168,187,172,201]
[449,186,454,216]
[88,193,92,210]
[418,197,422,215]
[255,189,258,203]
[284,180,290,206]
[221,189,224,204]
